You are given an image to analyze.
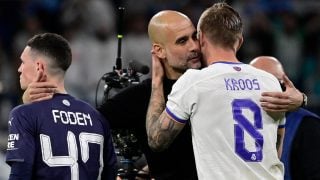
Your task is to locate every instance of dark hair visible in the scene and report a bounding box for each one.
[27,33,72,72]
[199,2,243,49]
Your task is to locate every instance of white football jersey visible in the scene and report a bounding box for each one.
[166,62,285,180]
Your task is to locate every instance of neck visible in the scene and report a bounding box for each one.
[204,46,239,65]
[46,76,67,94]
[163,63,184,80]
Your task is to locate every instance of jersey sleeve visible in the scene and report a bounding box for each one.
[6,106,36,165]
[166,70,198,123]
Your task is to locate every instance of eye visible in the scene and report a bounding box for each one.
[176,37,187,45]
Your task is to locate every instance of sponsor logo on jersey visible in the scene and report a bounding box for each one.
[8,117,13,126]
[7,133,19,150]
[233,66,241,71]
[62,99,71,106]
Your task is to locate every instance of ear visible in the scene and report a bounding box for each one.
[34,61,47,82]
[199,31,205,48]
[236,35,243,51]
[152,43,166,59]
[36,61,45,72]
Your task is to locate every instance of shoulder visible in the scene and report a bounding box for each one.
[289,108,320,132]
[246,64,281,90]
[301,111,320,126]
[9,104,38,129]
[176,69,201,84]
[247,64,279,81]
[10,103,38,117]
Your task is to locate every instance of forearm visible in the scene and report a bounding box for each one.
[276,128,284,158]
[146,80,166,150]
[146,82,185,151]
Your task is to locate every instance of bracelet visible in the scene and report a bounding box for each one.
[300,93,308,107]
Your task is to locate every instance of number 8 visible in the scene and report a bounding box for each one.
[232,99,263,162]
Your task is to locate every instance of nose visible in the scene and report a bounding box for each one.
[190,39,200,52]
[18,64,22,73]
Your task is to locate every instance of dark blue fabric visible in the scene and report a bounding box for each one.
[6,93,116,180]
[281,108,320,180]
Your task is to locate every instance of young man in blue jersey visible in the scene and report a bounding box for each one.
[146,3,286,179]
[6,33,117,180]
[250,56,320,180]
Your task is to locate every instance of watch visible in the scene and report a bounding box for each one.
[300,93,308,107]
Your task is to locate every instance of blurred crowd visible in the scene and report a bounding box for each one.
[0,0,319,176]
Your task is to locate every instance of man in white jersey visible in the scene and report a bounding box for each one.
[146,3,285,180]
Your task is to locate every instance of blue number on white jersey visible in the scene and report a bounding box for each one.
[232,99,263,162]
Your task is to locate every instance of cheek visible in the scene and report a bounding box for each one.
[168,55,187,68]
[21,65,36,82]
[167,50,188,66]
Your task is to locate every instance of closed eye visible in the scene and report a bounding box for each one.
[175,36,188,45]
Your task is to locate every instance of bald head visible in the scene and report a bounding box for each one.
[148,10,192,44]
[250,56,285,81]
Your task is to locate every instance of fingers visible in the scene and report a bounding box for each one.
[152,54,161,68]
[151,53,164,86]
[29,87,56,95]
[29,81,57,89]
[261,92,289,99]
[151,53,164,74]
[260,103,289,112]
[260,92,291,112]
[260,96,290,105]
[30,93,54,102]
[22,81,57,104]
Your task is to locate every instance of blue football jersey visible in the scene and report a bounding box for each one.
[6,94,116,180]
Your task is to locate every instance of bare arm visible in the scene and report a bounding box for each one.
[260,75,303,112]
[147,110,185,152]
[146,53,185,151]
[277,127,285,158]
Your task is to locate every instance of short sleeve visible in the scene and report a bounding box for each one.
[6,107,36,165]
[166,70,198,123]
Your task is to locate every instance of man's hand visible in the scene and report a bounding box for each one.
[151,51,165,85]
[22,68,57,104]
[260,75,303,112]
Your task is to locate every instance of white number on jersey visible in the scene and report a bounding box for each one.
[40,131,104,180]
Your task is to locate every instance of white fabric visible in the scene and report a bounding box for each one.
[166,62,284,180]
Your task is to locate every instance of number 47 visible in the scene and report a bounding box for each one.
[40,131,104,180]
